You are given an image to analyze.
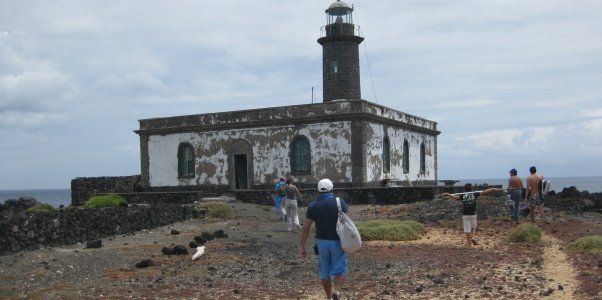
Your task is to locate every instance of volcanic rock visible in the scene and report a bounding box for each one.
[173,245,188,255]
[135,259,154,268]
[213,229,228,238]
[194,236,207,245]
[201,231,214,241]
[86,239,102,249]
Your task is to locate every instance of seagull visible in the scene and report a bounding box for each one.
[192,246,205,261]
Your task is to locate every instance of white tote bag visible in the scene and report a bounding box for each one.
[335,197,362,253]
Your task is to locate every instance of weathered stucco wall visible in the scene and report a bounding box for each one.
[147,121,352,188]
[365,122,436,184]
[360,102,437,131]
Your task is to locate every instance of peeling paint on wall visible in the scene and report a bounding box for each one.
[362,102,437,131]
[147,122,353,187]
[365,122,436,184]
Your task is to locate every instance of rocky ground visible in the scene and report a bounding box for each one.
[0,196,600,299]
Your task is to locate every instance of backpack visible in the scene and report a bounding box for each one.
[539,179,551,195]
[278,182,287,195]
[335,197,362,253]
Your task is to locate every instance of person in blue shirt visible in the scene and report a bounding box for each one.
[274,177,287,220]
[300,178,348,300]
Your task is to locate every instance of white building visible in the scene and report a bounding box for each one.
[135,1,440,192]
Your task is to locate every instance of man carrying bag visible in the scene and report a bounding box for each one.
[335,196,361,253]
[300,178,355,300]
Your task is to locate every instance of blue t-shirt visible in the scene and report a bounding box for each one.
[306,192,348,241]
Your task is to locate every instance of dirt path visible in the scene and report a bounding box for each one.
[541,233,580,299]
[0,202,599,299]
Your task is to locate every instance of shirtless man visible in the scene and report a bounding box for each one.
[525,166,545,226]
[507,169,524,224]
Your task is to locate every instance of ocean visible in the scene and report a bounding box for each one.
[454,176,602,193]
[0,189,72,208]
[1,176,601,207]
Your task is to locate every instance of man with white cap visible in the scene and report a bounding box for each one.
[300,178,349,300]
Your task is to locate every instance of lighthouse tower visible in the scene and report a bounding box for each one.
[318,0,364,102]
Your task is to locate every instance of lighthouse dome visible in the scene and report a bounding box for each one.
[326,0,353,16]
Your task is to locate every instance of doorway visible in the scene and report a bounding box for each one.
[234,154,248,189]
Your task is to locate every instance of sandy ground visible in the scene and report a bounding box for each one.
[0,200,600,299]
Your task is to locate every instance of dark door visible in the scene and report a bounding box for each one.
[234,154,248,189]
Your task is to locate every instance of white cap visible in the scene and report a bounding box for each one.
[318,178,334,192]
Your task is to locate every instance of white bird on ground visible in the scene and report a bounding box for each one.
[192,246,205,261]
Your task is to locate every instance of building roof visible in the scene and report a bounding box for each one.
[136,99,440,136]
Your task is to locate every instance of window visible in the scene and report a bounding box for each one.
[382,137,390,173]
[420,143,426,174]
[178,143,195,178]
[403,139,409,174]
[291,136,311,174]
[331,60,338,74]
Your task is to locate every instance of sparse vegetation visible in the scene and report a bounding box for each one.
[84,194,127,209]
[262,206,272,212]
[508,223,541,243]
[26,203,55,213]
[356,220,425,241]
[568,235,602,255]
[200,202,235,219]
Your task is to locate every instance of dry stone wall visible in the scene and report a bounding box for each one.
[0,203,206,256]
[71,175,141,206]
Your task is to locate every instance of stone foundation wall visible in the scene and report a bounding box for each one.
[236,185,502,207]
[236,186,438,207]
[71,175,141,206]
[102,192,204,205]
[0,204,206,256]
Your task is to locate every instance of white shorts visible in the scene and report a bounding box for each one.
[462,215,477,233]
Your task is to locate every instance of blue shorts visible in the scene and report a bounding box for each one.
[316,239,347,280]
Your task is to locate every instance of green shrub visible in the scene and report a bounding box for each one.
[200,202,235,219]
[356,220,425,241]
[26,203,55,213]
[508,223,541,243]
[84,194,126,209]
[568,235,602,255]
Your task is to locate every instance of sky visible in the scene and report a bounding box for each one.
[1,0,601,190]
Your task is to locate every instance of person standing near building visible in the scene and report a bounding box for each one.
[300,178,348,300]
[507,168,524,224]
[284,177,302,232]
[274,177,287,220]
[442,184,503,247]
[525,166,545,227]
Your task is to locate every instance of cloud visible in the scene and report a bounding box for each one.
[583,118,602,132]
[0,32,78,114]
[92,72,170,99]
[0,111,68,129]
[429,98,498,109]
[457,129,521,148]
[456,126,554,151]
[581,108,602,118]
[49,15,103,35]
[1,1,602,188]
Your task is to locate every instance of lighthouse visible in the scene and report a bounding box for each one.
[318,0,364,102]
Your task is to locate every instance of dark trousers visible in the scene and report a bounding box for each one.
[510,189,522,221]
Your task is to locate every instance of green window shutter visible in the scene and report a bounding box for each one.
[383,138,390,173]
[293,138,310,173]
[403,139,409,174]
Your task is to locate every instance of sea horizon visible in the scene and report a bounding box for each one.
[1,175,601,207]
